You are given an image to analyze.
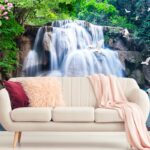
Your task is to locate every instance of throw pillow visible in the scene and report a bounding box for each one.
[3,81,29,109]
[20,77,65,107]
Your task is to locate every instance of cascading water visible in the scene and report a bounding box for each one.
[23,20,125,77]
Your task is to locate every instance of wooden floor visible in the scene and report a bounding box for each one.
[0,132,133,150]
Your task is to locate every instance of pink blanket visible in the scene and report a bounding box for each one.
[88,74,150,150]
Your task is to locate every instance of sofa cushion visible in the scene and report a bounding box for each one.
[3,81,29,109]
[11,107,52,122]
[52,107,94,122]
[95,108,123,123]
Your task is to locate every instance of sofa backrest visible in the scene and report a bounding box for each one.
[10,76,139,107]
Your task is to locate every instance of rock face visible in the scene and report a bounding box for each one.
[143,64,150,83]
[117,51,141,67]
[109,38,128,51]
[103,26,149,87]
[130,69,145,85]
[19,36,32,64]
[16,36,33,76]
[43,26,53,51]
[16,22,149,88]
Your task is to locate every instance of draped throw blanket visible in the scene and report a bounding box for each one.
[88,74,150,150]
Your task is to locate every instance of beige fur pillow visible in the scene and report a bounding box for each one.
[20,77,65,107]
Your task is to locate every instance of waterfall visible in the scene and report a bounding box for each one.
[23,20,125,77]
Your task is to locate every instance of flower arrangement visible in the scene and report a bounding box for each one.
[0,0,13,26]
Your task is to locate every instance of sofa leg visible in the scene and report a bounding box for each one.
[18,132,22,144]
[13,132,19,148]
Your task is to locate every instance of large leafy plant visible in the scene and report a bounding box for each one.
[0,0,24,78]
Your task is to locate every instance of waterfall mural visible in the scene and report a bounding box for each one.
[23,20,125,77]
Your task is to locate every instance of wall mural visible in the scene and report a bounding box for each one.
[0,20,150,131]
[0,0,150,131]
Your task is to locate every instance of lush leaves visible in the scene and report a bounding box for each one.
[7,0,75,25]
[78,0,118,25]
[0,11,24,75]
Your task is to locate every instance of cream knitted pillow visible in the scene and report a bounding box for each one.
[20,77,65,107]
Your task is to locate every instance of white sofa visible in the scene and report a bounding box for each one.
[0,77,149,148]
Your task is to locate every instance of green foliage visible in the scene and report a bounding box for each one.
[110,16,137,31]
[7,0,75,25]
[78,0,118,25]
[0,49,18,73]
[76,0,141,32]
[0,13,24,75]
[139,13,150,45]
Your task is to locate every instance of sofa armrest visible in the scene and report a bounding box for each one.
[0,88,12,130]
[127,88,150,121]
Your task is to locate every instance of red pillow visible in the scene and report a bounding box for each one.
[3,81,29,109]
